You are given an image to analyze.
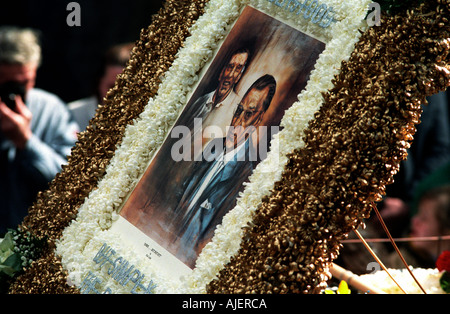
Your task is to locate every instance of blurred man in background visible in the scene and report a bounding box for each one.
[0,26,79,235]
[69,42,133,131]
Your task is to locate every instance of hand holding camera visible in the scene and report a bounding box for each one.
[0,84,32,150]
[0,81,26,111]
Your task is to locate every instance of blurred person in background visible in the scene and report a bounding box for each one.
[0,26,79,235]
[68,42,133,131]
[385,185,450,269]
[335,91,449,274]
[374,91,450,238]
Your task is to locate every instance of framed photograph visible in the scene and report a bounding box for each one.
[31,0,447,295]
[55,0,371,294]
[114,5,325,278]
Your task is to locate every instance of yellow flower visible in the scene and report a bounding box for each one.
[337,280,351,294]
[324,280,351,294]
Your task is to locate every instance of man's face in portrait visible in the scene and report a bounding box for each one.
[215,52,248,103]
[225,85,269,150]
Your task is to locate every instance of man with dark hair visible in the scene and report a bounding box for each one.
[120,48,252,227]
[172,74,277,268]
[181,48,251,160]
[196,47,250,127]
[0,27,79,234]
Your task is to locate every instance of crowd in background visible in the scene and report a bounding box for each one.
[0,1,163,236]
[337,90,450,274]
[0,26,135,235]
[0,2,449,276]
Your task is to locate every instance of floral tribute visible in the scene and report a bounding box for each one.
[7,0,209,294]
[207,1,450,293]
[3,0,449,294]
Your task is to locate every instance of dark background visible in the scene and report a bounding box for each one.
[0,0,165,103]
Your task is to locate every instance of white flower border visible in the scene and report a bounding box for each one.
[360,268,447,294]
[56,0,372,294]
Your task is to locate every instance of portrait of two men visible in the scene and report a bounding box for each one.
[120,6,325,269]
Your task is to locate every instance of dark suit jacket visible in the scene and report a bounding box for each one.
[170,136,258,267]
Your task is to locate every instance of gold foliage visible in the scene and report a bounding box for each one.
[207,0,450,294]
[9,0,208,294]
[9,0,449,294]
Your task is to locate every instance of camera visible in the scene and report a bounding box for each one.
[0,81,26,111]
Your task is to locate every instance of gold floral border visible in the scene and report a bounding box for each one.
[8,0,450,294]
[208,0,450,293]
[9,0,209,294]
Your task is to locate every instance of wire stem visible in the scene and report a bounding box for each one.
[371,202,427,294]
[354,229,407,294]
